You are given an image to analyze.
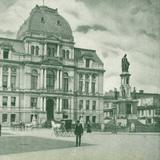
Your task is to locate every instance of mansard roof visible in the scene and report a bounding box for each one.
[0,38,24,54]
[74,47,103,65]
[17,5,74,42]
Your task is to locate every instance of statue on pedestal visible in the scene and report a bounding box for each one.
[122,54,130,72]
[122,85,126,98]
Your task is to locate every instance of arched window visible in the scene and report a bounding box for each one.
[66,50,69,59]
[79,73,83,93]
[31,70,38,89]
[62,49,65,58]
[47,70,55,92]
[47,47,51,57]
[36,46,39,55]
[11,67,16,90]
[31,45,34,55]
[85,74,89,94]
[2,66,8,90]
[52,48,55,57]
[91,74,96,94]
[63,72,69,92]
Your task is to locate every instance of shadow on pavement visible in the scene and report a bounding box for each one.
[0,136,93,155]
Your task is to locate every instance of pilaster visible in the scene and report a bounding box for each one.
[0,66,2,90]
[8,67,11,90]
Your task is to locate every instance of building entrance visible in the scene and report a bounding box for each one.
[46,98,54,121]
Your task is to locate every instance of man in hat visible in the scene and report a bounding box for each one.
[74,120,83,147]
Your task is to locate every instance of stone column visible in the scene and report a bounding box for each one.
[56,70,59,90]
[43,97,46,112]
[60,98,62,112]
[8,67,11,90]
[56,97,59,112]
[40,68,43,89]
[60,70,63,90]
[8,96,11,109]
[44,43,47,56]
[0,66,2,90]
[44,69,47,89]
[89,74,92,93]
[40,97,43,111]
[95,76,98,93]
[82,74,85,92]
[57,44,59,57]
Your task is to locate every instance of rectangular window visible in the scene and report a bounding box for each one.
[86,116,90,123]
[11,75,16,90]
[79,100,83,110]
[92,82,95,94]
[86,100,90,110]
[3,49,9,59]
[92,116,96,123]
[11,97,16,107]
[31,75,37,89]
[63,114,68,119]
[79,81,83,93]
[62,99,69,109]
[142,110,144,116]
[2,114,7,122]
[11,114,16,122]
[46,76,54,91]
[92,101,96,110]
[3,96,8,107]
[31,97,37,108]
[63,78,68,92]
[85,81,89,93]
[2,75,8,90]
[52,48,55,57]
[86,59,90,68]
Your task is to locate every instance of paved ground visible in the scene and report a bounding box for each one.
[0,128,160,160]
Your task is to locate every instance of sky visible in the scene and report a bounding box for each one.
[0,0,160,93]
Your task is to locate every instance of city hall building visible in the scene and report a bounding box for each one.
[0,5,104,126]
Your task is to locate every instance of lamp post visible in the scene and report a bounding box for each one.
[112,104,117,134]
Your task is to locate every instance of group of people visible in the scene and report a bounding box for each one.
[74,120,92,147]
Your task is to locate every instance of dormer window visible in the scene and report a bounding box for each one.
[86,59,90,68]
[66,50,69,59]
[62,49,65,58]
[41,17,45,23]
[36,46,39,55]
[3,49,9,59]
[62,49,70,59]
[57,20,61,26]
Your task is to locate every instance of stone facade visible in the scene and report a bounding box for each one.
[0,5,104,126]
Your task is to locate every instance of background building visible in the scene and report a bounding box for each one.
[104,89,160,127]
[103,55,160,130]
[134,91,160,125]
[0,5,104,126]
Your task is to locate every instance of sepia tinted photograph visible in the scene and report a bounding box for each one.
[0,0,160,160]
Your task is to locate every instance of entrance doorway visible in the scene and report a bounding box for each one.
[46,98,54,121]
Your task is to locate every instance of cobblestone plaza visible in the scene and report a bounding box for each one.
[0,128,160,160]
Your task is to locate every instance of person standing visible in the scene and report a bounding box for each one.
[74,120,83,147]
[86,120,92,133]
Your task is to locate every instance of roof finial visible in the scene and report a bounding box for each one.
[43,0,45,6]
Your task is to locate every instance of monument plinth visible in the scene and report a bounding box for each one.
[114,54,138,127]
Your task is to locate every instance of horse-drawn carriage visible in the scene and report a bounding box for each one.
[51,119,75,137]
[11,122,36,131]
